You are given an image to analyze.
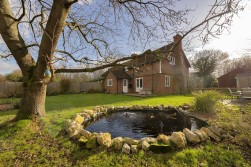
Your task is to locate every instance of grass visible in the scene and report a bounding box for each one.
[0,93,250,166]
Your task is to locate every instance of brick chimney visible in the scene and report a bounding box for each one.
[173,34,182,45]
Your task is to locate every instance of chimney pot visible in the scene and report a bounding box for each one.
[173,34,182,44]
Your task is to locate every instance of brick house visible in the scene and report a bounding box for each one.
[103,34,191,95]
[217,68,251,88]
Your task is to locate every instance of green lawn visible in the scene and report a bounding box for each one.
[0,93,250,167]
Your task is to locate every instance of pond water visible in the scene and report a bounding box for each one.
[85,110,207,139]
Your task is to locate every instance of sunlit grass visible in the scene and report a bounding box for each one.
[0,93,250,166]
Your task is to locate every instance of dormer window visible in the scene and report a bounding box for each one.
[168,56,175,65]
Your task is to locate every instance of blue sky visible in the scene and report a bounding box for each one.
[0,0,251,74]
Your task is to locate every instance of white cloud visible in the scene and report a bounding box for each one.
[132,51,142,55]
[0,60,19,74]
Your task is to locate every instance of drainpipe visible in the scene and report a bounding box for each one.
[159,60,162,73]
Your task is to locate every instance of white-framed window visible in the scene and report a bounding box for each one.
[165,75,171,87]
[107,79,113,86]
[168,56,175,65]
[136,77,143,92]
[125,66,128,72]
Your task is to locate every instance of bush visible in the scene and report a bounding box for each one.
[87,88,101,93]
[192,90,222,113]
[60,78,71,93]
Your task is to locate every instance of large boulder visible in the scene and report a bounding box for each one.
[112,137,124,150]
[194,130,209,141]
[157,134,171,145]
[66,121,83,139]
[141,141,150,151]
[131,145,138,153]
[170,132,187,148]
[122,143,130,154]
[201,127,221,142]
[97,133,112,148]
[183,128,201,144]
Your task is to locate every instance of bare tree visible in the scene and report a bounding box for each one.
[191,49,229,87]
[224,55,251,73]
[0,0,244,121]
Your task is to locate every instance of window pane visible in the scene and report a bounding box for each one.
[140,79,143,88]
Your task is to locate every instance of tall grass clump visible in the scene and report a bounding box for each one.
[192,90,222,113]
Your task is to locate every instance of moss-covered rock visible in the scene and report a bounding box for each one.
[130,145,138,153]
[157,134,171,145]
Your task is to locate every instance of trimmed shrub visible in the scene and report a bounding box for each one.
[192,90,222,113]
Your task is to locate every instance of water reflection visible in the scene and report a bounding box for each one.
[86,110,207,139]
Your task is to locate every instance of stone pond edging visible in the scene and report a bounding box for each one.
[65,105,234,154]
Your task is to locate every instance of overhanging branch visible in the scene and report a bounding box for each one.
[55,56,132,73]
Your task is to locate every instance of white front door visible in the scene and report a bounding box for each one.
[136,78,143,92]
[123,79,128,93]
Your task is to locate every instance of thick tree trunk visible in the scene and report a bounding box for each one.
[15,82,47,121]
[0,0,75,120]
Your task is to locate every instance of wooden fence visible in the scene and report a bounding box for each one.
[0,81,102,98]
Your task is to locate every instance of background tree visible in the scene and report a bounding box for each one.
[0,0,244,121]
[221,55,251,74]
[5,69,23,82]
[191,49,229,87]
[0,74,6,82]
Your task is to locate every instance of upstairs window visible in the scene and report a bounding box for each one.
[168,56,175,65]
[165,75,171,87]
[107,79,113,86]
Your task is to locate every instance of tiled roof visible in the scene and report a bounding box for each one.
[111,70,131,79]
[125,42,190,67]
